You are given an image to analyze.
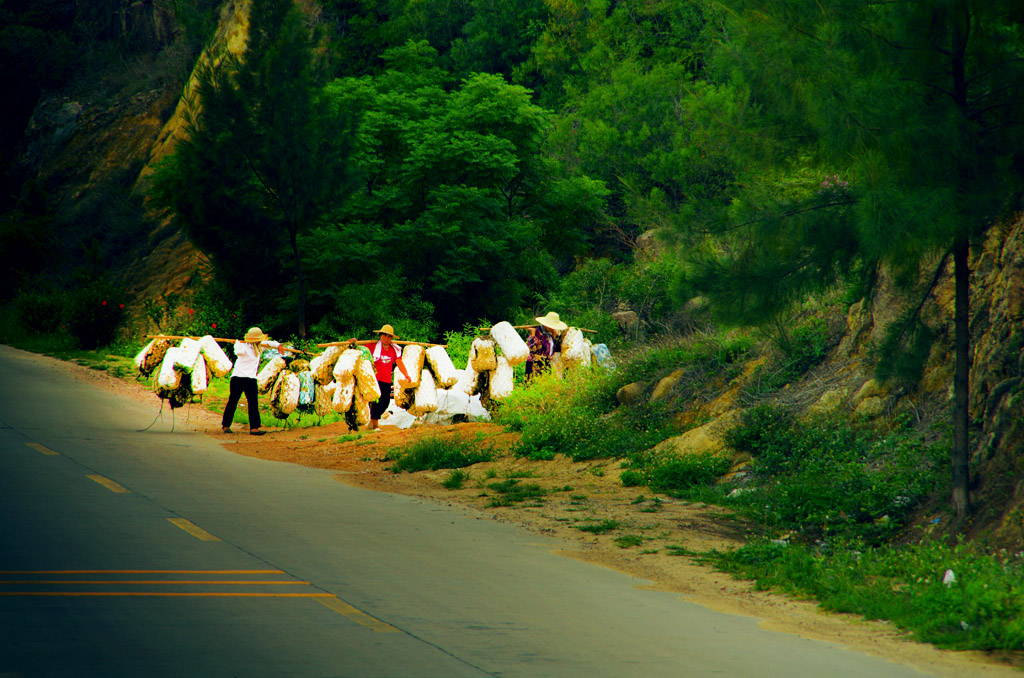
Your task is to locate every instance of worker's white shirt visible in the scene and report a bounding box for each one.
[231,341,280,379]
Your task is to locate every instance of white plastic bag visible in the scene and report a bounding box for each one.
[561,327,588,367]
[489,355,514,399]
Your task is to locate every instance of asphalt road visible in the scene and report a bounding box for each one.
[0,346,942,677]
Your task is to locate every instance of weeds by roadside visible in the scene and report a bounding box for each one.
[385,435,493,473]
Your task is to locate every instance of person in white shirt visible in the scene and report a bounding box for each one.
[221,327,281,435]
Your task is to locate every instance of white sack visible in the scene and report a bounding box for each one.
[425,345,459,389]
[489,354,514,399]
[354,356,381,402]
[198,335,232,377]
[190,354,209,394]
[353,389,371,427]
[257,356,287,393]
[332,375,355,414]
[173,338,202,373]
[332,348,361,380]
[310,345,342,384]
[409,370,438,416]
[134,339,156,370]
[469,337,498,372]
[489,321,529,366]
[401,344,425,387]
[157,348,183,389]
[561,327,588,368]
[270,371,301,418]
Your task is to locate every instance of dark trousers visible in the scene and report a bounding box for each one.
[370,381,392,420]
[222,376,261,429]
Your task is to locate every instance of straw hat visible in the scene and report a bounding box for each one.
[373,324,399,338]
[244,327,269,343]
[535,311,568,332]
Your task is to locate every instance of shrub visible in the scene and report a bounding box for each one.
[64,281,127,349]
[646,453,732,494]
[15,289,65,334]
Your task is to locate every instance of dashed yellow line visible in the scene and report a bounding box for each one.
[0,570,284,574]
[0,592,333,598]
[26,442,59,456]
[167,518,221,541]
[87,474,130,493]
[316,597,399,633]
[0,580,311,586]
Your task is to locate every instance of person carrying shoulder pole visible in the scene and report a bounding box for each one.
[221,327,282,436]
[526,311,568,383]
[347,324,411,432]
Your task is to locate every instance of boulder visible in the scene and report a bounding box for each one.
[616,382,646,406]
[652,410,743,457]
[651,369,686,402]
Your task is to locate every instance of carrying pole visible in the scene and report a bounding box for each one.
[145,334,309,354]
[478,326,597,334]
[316,339,446,348]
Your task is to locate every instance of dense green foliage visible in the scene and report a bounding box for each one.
[725,407,946,545]
[384,434,494,471]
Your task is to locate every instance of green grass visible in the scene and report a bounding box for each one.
[576,519,621,534]
[385,435,493,473]
[614,534,645,548]
[441,469,470,489]
[486,479,546,506]
[707,538,1024,651]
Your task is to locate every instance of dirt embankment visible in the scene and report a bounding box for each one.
[55,351,1021,678]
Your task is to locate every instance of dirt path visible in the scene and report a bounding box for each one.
[43,349,1022,677]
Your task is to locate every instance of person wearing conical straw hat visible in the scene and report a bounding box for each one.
[221,327,283,436]
[347,324,410,431]
[526,311,568,383]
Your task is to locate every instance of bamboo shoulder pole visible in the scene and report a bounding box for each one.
[316,340,446,348]
[145,334,308,353]
[477,326,597,334]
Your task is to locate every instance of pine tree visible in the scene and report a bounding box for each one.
[685,0,1024,521]
[152,0,357,338]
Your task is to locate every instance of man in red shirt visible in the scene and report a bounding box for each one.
[350,324,410,431]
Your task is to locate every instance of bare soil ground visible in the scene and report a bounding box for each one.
[50,350,1022,677]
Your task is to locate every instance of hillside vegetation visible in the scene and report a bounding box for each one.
[2,0,1024,655]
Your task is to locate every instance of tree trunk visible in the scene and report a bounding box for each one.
[951,235,970,521]
[289,226,307,339]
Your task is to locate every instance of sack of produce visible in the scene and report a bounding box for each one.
[332,348,361,380]
[400,344,425,387]
[157,348,183,389]
[394,380,415,410]
[313,383,333,417]
[561,328,588,368]
[489,321,529,366]
[582,338,593,368]
[332,375,355,414]
[296,371,315,408]
[190,354,209,394]
[461,361,483,396]
[409,370,438,417]
[469,337,497,372]
[173,338,202,374]
[270,371,300,418]
[198,335,232,377]
[353,389,371,427]
[489,355,514,399]
[354,356,381,402]
[310,345,341,384]
[425,345,458,388]
[134,339,157,370]
[138,338,172,377]
[257,355,287,393]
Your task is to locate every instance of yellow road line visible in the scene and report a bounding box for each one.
[87,474,130,493]
[0,580,310,585]
[167,518,221,541]
[26,442,59,456]
[316,597,399,633]
[0,570,285,574]
[0,592,334,598]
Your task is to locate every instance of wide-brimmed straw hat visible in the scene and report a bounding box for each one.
[373,324,399,338]
[535,311,568,332]
[244,327,269,343]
